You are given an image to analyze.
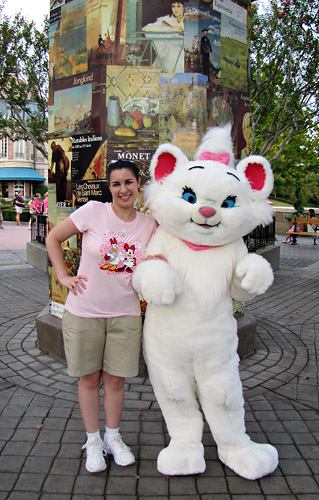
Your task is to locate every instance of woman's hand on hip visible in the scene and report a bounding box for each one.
[59,275,88,295]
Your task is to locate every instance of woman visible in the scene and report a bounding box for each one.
[283,212,305,243]
[0,195,4,229]
[46,160,157,473]
[42,192,49,215]
[28,194,42,230]
[306,208,318,245]
[14,190,25,226]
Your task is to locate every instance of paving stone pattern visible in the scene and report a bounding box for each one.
[0,235,319,499]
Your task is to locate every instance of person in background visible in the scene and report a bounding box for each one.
[46,159,157,474]
[28,194,42,230]
[0,195,4,229]
[42,192,49,215]
[14,190,25,226]
[306,208,318,245]
[283,212,305,243]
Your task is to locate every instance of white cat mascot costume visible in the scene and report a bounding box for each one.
[133,125,278,480]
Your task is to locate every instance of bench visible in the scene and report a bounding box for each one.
[286,217,319,245]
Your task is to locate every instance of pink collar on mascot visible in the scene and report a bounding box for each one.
[182,239,216,251]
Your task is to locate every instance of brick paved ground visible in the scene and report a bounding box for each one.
[0,228,318,499]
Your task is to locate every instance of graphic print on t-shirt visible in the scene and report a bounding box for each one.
[99,230,142,274]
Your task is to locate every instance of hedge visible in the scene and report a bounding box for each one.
[2,208,30,222]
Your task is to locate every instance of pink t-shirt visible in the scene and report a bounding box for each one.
[34,199,42,213]
[43,197,48,214]
[65,201,157,318]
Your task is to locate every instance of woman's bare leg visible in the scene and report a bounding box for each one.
[78,370,102,432]
[102,371,125,429]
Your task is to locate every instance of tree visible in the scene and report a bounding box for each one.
[0,0,49,159]
[270,127,319,208]
[250,0,319,163]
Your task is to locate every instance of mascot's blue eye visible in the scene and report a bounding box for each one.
[182,188,197,204]
[221,196,236,208]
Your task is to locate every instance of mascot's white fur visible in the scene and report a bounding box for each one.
[133,125,278,480]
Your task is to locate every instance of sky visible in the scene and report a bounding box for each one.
[2,0,49,28]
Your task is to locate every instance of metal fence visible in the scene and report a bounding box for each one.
[29,212,276,252]
[30,214,48,245]
[244,218,276,253]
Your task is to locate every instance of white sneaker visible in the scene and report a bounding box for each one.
[82,437,107,473]
[103,434,135,466]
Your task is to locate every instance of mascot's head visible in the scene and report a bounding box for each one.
[145,125,274,246]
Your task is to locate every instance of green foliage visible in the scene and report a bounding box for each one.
[2,208,30,222]
[250,1,319,208]
[250,0,319,162]
[0,1,48,158]
[271,127,319,206]
[32,183,48,198]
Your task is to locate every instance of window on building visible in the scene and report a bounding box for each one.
[35,148,44,161]
[14,182,24,197]
[0,138,8,158]
[14,140,25,159]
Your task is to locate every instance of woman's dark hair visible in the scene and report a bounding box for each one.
[107,159,140,183]
[309,209,316,217]
[170,0,184,4]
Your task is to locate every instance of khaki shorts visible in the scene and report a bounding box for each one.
[62,310,142,378]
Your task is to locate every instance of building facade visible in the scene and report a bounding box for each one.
[0,137,47,199]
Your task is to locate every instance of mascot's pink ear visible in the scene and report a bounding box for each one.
[244,162,266,191]
[154,152,177,182]
[236,155,274,200]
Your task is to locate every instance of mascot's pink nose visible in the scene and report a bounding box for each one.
[199,206,216,218]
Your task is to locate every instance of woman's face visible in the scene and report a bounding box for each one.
[172,3,184,19]
[108,168,140,210]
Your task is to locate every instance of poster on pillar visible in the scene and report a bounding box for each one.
[71,133,111,206]
[47,205,79,319]
[126,0,184,73]
[56,0,88,79]
[106,66,160,144]
[184,2,221,83]
[159,72,207,159]
[48,138,73,206]
[86,0,127,69]
[213,0,249,91]
[206,86,250,159]
[48,69,106,139]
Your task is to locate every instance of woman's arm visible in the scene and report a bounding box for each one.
[46,217,88,295]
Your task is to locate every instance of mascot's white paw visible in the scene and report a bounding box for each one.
[218,441,278,480]
[133,260,182,306]
[157,440,206,476]
[235,254,273,296]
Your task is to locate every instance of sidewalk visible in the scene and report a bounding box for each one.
[0,234,318,499]
[0,221,31,251]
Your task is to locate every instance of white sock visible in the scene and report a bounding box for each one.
[86,430,101,442]
[104,426,120,442]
